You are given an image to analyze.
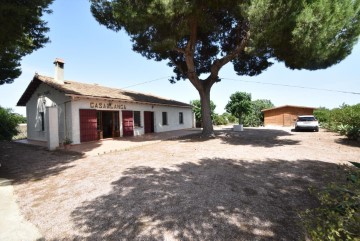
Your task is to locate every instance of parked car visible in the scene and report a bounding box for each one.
[295,115,319,132]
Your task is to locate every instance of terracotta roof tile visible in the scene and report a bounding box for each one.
[17,74,192,108]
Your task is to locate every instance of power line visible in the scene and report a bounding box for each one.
[119,74,360,96]
[221,77,360,95]
[120,76,171,89]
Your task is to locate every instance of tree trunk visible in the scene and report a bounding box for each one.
[239,113,242,125]
[199,87,214,137]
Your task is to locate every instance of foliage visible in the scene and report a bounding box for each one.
[314,107,331,128]
[212,113,238,126]
[190,99,216,123]
[301,162,360,241]
[0,0,53,85]
[221,112,238,124]
[314,104,360,140]
[16,114,27,124]
[213,114,228,126]
[0,106,25,140]
[225,92,252,125]
[90,0,360,135]
[63,137,73,145]
[244,99,274,127]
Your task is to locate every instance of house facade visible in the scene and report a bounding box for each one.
[17,59,194,149]
[262,105,316,127]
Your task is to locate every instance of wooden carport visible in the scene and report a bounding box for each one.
[262,105,316,127]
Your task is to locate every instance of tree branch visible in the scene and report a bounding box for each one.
[184,16,203,91]
[174,47,185,54]
[207,20,250,86]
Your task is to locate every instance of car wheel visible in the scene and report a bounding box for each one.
[315,127,319,132]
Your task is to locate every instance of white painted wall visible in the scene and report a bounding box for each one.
[26,83,71,142]
[70,98,193,144]
[46,106,59,150]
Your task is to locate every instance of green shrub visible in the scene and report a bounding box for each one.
[0,106,25,141]
[244,99,274,127]
[301,162,360,241]
[213,114,229,125]
[316,104,360,140]
[222,112,238,124]
[338,124,360,140]
[314,107,331,127]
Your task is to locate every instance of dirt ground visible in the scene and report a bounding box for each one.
[1,127,359,241]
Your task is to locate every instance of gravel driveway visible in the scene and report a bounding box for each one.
[1,127,359,240]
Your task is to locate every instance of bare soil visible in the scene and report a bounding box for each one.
[1,127,359,241]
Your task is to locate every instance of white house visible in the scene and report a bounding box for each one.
[17,59,194,149]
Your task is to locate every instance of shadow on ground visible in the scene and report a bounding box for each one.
[334,137,360,148]
[0,141,82,185]
[179,128,300,148]
[71,158,340,241]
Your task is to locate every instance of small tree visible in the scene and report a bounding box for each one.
[0,106,24,140]
[225,92,252,125]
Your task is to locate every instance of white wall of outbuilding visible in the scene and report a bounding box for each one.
[25,83,71,142]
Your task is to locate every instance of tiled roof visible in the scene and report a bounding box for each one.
[261,105,317,112]
[17,74,192,108]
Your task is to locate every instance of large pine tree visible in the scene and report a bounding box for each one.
[0,0,53,85]
[90,0,360,136]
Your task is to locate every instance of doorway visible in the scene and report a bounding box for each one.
[97,111,120,139]
[122,110,134,137]
[144,111,154,133]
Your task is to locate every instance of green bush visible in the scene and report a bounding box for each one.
[315,104,360,140]
[301,162,360,241]
[244,99,274,127]
[0,106,25,141]
[222,112,238,124]
[213,114,229,125]
[314,107,331,127]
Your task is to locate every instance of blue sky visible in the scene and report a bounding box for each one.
[1,0,360,116]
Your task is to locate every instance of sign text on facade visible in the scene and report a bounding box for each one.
[90,102,126,110]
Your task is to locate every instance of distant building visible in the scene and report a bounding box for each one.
[17,58,194,149]
[262,105,316,127]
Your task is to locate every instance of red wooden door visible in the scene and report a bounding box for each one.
[144,111,154,133]
[122,111,134,137]
[79,109,98,142]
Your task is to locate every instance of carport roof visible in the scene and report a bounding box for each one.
[17,74,193,108]
[261,105,317,112]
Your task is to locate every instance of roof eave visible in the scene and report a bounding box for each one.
[16,75,42,106]
[66,94,193,109]
[261,105,317,112]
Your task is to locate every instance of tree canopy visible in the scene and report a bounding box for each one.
[0,0,53,85]
[225,92,252,125]
[90,0,360,135]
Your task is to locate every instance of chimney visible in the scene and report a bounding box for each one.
[54,58,65,84]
